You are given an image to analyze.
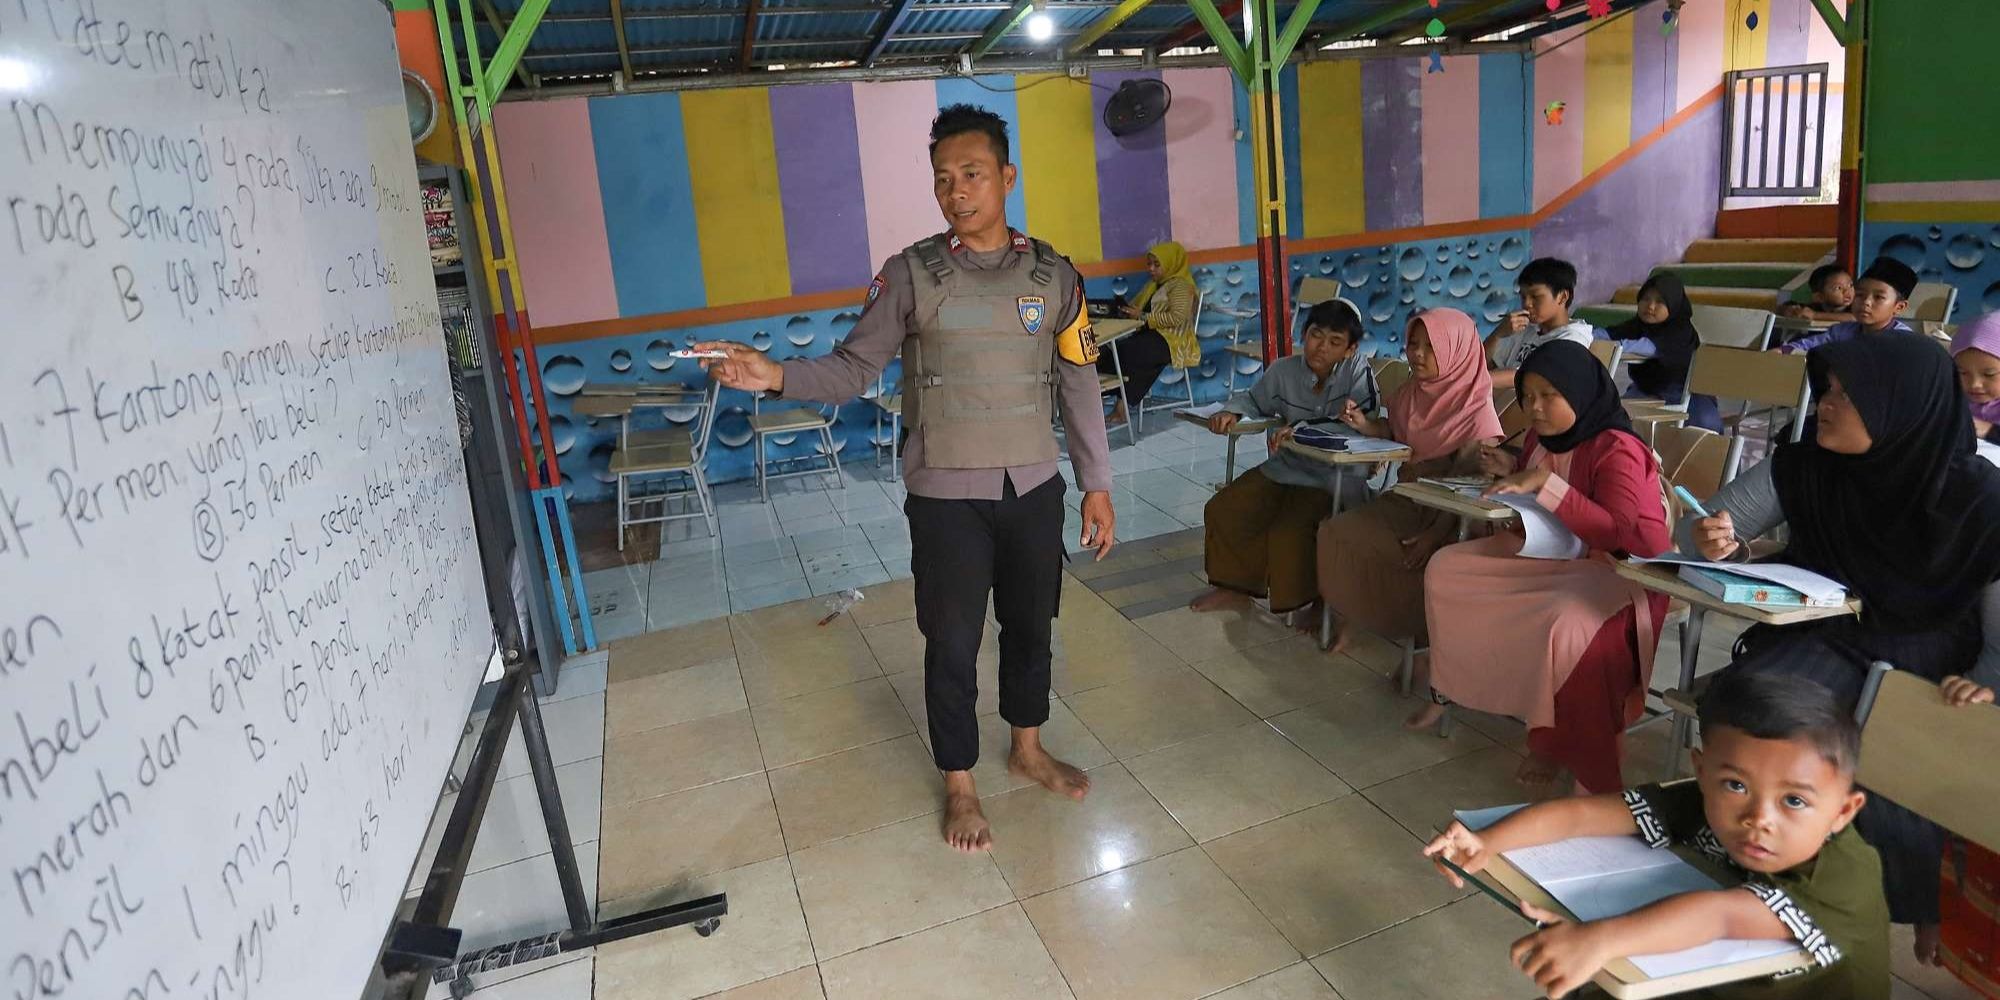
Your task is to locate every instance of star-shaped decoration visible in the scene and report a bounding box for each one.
[1428,49,1445,73]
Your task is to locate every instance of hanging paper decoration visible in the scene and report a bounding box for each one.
[1661,10,1678,35]
[1543,100,1567,125]
[1427,0,1440,6]
[1745,10,1759,29]
[1545,0,1560,10]
[1424,16,1445,37]
[1586,0,1612,16]
[1428,49,1445,73]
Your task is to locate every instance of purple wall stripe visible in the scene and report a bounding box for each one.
[1093,71,1174,261]
[1630,0,1671,140]
[1765,0,1813,69]
[770,84,874,294]
[1361,58,1425,232]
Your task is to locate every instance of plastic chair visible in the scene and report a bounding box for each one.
[751,394,844,502]
[1909,282,1958,324]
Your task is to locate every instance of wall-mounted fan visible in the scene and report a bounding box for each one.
[404,69,439,144]
[1102,78,1172,137]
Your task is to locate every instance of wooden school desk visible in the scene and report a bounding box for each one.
[1280,436,1412,517]
[1173,409,1272,484]
[1613,560,1861,771]
[575,383,706,450]
[1094,317,1146,443]
[1389,479,1518,532]
[1455,845,1814,998]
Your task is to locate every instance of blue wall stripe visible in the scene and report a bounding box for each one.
[1478,52,1532,219]
[1232,78,1256,246]
[588,92,707,315]
[935,76,1029,231]
[1279,64,1306,241]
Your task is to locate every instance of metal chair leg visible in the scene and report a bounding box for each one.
[616,473,628,552]
[822,425,843,491]
[757,434,769,504]
[1399,640,1415,695]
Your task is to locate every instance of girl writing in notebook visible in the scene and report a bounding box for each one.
[1677,334,2000,964]
[1410,341,1671,795]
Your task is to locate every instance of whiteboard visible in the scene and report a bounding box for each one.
[0,3,491,998]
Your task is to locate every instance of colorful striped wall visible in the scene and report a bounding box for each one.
[489,0,1834,337]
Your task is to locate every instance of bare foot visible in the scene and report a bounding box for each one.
[942,792,992,852]
[1328,619,1354,656]
[1009,741,1091,801]
[1914,923,1942,966]
[1404,702,1446,730]
[1189,588,1242,612]
[1515,753,1561,787]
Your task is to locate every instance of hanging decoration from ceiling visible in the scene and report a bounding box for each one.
[1543,100,1567,125]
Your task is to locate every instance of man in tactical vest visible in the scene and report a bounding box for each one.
[697,105,1117,851]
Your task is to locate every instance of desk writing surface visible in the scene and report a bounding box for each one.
[1857,671,2000,853]
[1612,561,1860,625]
[1174,410,1273,436]
[1095,318,1143,344]
[1390,481,1518,521]
[1280,438,1412,466]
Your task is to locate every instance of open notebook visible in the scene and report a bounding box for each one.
[1452,805,1807,995]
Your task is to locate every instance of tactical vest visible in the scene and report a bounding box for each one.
[901,235,1062,468]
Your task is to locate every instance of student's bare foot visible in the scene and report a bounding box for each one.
[1189,588,1241,612]
[1289,601,1324,635]
[1914,923,1942,966]
[1404,702,1446,730]
[1009,728,1091,800]
[1515,753,1562,787]
[1328,620,1354,656]
[942,792,992,852]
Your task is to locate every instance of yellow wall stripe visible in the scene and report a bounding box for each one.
[1298,60,1365,238]
[1016,74,1104,263]
[681,87,792,305]
[1582,13,1634,175]
[1726,0,1768,72]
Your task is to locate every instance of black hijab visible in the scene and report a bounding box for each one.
[1608,273,1700,397]
[1772,335,2000,630]
[1516,339,1635,453]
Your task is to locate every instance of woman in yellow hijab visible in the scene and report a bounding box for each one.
[1099,241,1201,424]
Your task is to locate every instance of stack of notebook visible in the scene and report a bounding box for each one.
[1636,555,1847,609]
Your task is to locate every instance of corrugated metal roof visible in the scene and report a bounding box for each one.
[460,0,1558,84]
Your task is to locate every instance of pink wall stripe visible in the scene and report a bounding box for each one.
[1533,25,1588,210]
[494,100,619,326]
[1674,0,1726,111]
[1420,56,1482,225]
[1161,68,1241,253]
[853,80,947,268]
[1805,0,1846,81]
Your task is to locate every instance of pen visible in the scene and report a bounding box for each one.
[1672,485,1712,519]
[1435,855,1546,927]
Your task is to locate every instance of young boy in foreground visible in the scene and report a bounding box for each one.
[1422,669,1889,999]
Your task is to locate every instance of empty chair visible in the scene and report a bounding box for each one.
[1909,281,1958,324]
[1369,355,1413,400]
[612,381,719,548]
[750,394,844,503]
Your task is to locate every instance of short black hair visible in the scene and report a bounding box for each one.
[1808,264,1851,292]
[1304,299,1363,344]
[1697,669,1860,776]
[930,104,1010,166]
[1517,257,1578,306]
[1858,256,1919,302]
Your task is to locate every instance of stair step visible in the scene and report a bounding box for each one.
[1648,262,1811,290]
[1575,303,1638,329]
[1682,238,1834,264]
[1613,285,1780,310]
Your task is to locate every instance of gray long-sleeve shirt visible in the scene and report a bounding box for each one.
[1671,460,2000,686]
[775,238,1112,499]
[1225,354,1379,497]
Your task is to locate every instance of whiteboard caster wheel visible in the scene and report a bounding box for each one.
[694,917,722,937]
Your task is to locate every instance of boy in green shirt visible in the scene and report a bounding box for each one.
[1424,669,1889,999]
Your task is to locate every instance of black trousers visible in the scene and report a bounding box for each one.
[1097,327,1171,405]
[905,475,1065,772]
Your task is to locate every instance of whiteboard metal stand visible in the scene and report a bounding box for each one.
[425,163,566,693]
[383,655,728,996]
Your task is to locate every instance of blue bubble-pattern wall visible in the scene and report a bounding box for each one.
[1866,222,2000,322]
[538,232,1527,504]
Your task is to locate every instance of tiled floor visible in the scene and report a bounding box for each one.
[412,414,1978,1000]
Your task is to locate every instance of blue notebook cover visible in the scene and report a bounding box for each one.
[1676,565,1844,608]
